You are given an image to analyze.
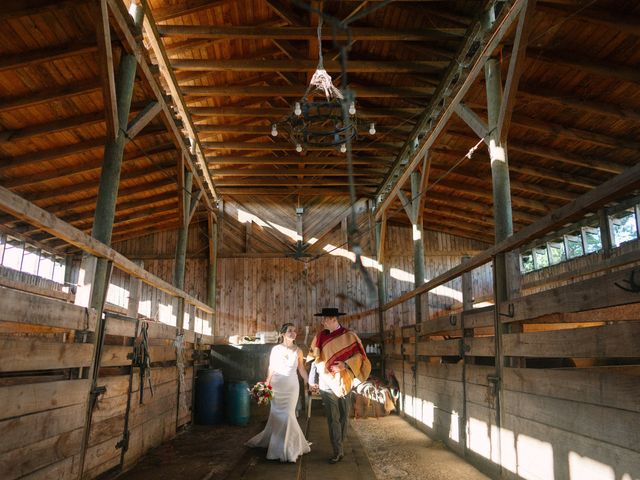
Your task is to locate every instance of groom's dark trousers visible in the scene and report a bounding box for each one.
[320,389,352,456]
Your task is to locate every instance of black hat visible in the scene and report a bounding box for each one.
[314,307,346,317]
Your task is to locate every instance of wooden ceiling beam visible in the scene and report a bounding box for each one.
[432,176,552,213]
[46,179,176,217]
[0,0,91,20]
[0,127,168,174]
[108,0,217,207]
[153,0,230,21]
[0,40,100,72]
[172,59,447,73]
[0,79,101,113]
[217,187,375,197]
[209,168,386,177]
[420,215,494,244]
[3,143,176,190]
[509,164,600,190]
[0,178,177,229]
[109,213,207,245]
[518,86,640,125]
[189,106,423,118]
[425,192,540,224]
[201,141,400,152]
[22,165,176,203]
[183,84,434,98]
[510,112,640,152]
[197,124,409,137]
[444,131,626,174]
[206,155,393,165]
[213,178,381,187]
[21,193,178,236]
[428,163,576,202]
[266,0,305,26]
[0,102,149,144]
[435,140,603,191]
[536,2,640,37]
[375,0,527,220]
[528,47,640,85]
[158,25,465,40]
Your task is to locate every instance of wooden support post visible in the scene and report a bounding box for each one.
[483,3,518,472]
[598,208,613,258]
[174,170,193,333]
[127,260,143,318]
[91,5,143,314]
[207,212,219,318]
[460,256,473,455]
[375,213,387,375]
[0,233,5,264]
[63,253,75,294]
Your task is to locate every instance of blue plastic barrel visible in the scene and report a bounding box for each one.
[195,369,224,425]
[225,380,250,426]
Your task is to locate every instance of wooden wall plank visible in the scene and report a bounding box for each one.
[0,338,93,372]
[0,404,85,455]
[503,321,640,358]
[503,366,640,413]
[503,390,640,451]
[0,285,97,331]
[0,379,89,420]
[502,414,640,480]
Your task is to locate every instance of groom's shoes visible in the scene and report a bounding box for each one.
[328,453,344,464]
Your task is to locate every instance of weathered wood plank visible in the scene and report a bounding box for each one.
[0,380,89,420]
[0,428,83,480]
[503,321,640,358]
[416,338,460,356]
[0,276,71,302]
[0,338,93,372]
[0,286,96,331]
[505,265,640,323]
[503,390,640,451]
[0,186,213,313]
[100,345,176,367]
[466,337,495,357]
[503,366,640,413]
[502,412,640,480]
[0,404,85,454]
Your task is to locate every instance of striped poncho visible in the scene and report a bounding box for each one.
[309,326,371,397]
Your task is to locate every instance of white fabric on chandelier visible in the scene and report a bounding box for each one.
[245,344,311,462]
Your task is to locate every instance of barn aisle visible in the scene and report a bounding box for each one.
[115,401,488,480]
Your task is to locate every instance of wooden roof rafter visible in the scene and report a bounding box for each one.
[105,0,218,209]
[375,0,529,220]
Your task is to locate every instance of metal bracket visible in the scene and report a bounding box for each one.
[614,268,640,293]
[116,430,130,452]
[498,303,515,318]
[414,323,422,333]
[487,374,501,396]
[91,385,107,398]
[449,314,457,326]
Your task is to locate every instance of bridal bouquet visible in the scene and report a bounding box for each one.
[249,381,273,405]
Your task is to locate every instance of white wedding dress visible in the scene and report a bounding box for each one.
[246,344,311,462]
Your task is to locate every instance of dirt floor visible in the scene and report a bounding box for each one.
[351,415,489,480]
[116,409,489,480]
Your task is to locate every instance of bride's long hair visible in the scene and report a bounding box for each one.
[278,323,295,344]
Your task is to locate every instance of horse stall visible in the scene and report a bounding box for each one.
[1,0,640,479]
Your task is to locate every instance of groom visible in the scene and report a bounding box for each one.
[308,307,371,464]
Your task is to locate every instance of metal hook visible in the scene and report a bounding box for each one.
[614,268,640,293]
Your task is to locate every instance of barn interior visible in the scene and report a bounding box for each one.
[0,0,639,479]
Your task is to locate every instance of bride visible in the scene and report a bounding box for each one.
[246,323,311,462]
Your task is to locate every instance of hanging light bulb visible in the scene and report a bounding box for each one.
[348,102,356,115]
[294,102,302,116]
[271,124,278,137]
[296,143,303,153]
[340,143,347,153]
[369,123,376,135]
